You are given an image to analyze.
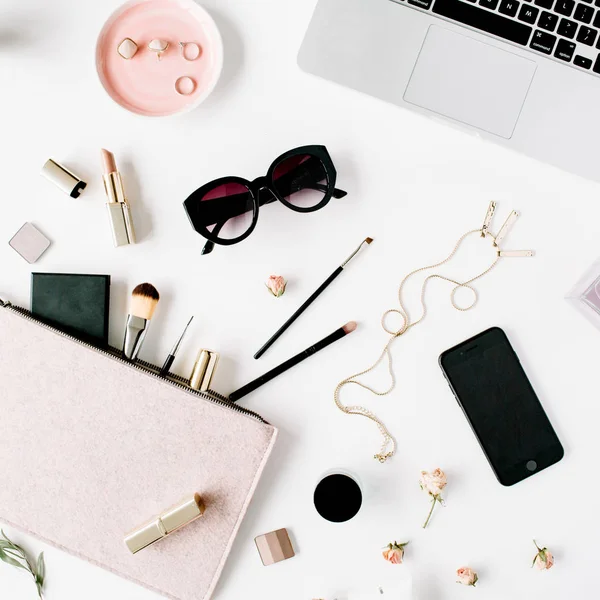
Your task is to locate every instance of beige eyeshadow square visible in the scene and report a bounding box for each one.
[254,528,295,566]
[9,223,51,264]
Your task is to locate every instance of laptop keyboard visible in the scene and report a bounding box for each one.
[395,0,600,75]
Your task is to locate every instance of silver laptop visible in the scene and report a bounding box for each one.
[298,0,600,182]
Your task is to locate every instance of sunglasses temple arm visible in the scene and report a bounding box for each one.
[331,186,347,199]
[307,182,347,199]
[202,220,228,255]
[201,240,215,255]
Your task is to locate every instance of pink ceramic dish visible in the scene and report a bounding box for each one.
[96,0,223,117]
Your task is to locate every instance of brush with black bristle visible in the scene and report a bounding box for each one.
[254,237,374,359]
[123,283,160,361]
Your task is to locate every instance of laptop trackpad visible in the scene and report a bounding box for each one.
[404,26,536,139]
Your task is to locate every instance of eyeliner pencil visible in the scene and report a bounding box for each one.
[254,237,372,359]
[231,321,357,402]
[159,316,194,377]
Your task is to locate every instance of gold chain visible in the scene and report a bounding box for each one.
[334,204,533,463]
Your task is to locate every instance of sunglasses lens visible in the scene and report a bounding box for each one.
[197,181,254,241]
[272,153,329,209]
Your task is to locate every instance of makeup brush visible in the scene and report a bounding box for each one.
[123,283,160,361]
[254,238,373,360]
[231,321,357,402]
[159,316,194,377]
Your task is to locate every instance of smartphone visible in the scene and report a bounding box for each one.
[439,327,563,486]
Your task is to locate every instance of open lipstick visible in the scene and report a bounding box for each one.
[101,148,136,247]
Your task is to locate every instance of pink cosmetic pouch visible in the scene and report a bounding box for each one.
[0,299,277,600]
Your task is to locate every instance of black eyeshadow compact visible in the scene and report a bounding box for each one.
[313,472,362,523]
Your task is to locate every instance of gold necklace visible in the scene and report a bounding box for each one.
[333,203,534,463]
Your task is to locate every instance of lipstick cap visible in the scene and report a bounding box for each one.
[189,349,219,392]
[124,517,166,554]
[41,159,87,198]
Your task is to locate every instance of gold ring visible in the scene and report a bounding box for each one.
[179,42,202,61]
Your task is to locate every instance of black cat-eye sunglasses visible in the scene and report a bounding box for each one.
[183,145,347,255]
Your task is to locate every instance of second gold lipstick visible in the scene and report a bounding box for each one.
[101,148,136,247]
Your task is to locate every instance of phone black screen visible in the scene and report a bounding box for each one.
[439,327,563,486]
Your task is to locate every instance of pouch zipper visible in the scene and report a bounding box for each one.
[0,298,267,424]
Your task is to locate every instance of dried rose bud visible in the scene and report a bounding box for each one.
[456,566,478,587]
[382,541,408,564]
[419,468,447,497]
[532,540,554,570]
[266,275,287,298]
[419,468,447,528]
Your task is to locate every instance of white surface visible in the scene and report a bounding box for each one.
[0,1,597,599]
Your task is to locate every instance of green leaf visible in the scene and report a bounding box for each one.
[2,548,26,561]
[0,531,46,598]
[36,552,45,587]
[1,532,27,557]
[0,547,27,570]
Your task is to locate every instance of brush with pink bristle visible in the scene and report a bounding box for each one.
[230,321,358,402]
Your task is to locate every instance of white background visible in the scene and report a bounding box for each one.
[1,0,598,598]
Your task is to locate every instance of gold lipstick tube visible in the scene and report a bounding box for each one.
[103,171,136,247]
[125,493,205,554]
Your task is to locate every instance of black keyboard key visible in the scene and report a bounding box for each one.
[519,3,540,20]
[593,53,600,72]
[408,0,433,7]
[582,0,593,3]
[539,10,559,28]
[577,25,598,42]
[593,10,600,25]
[479,0,499,8]
[574,54,593,66]
[530,29,557,52]
[596,0,600,5]
[558,17,579,36]
[432,0,533,44]
[534,0,553,7]
[500,0,521,15]
[554,38,577,59]
[574,3,594,22]
[555,0,575,14]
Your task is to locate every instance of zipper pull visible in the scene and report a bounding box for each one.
[0,297,9,307]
